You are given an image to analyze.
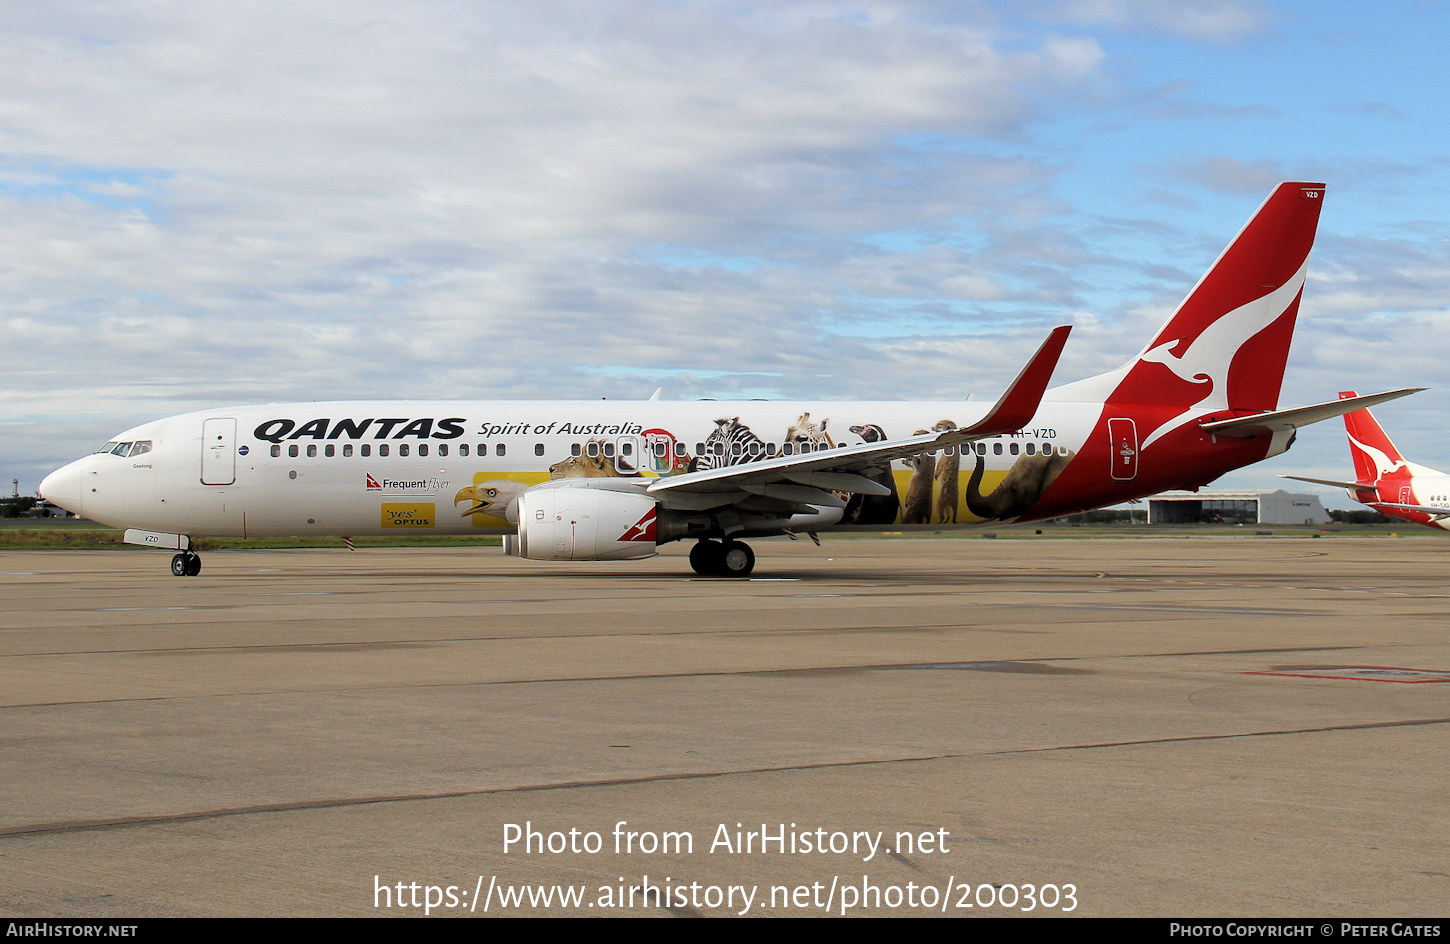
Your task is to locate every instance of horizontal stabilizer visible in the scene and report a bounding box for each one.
[1281,475,1373,491]
[1200,388,1424,438]
[1370,501,1450,518]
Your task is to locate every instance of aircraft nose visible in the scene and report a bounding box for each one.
[39,461,84,516]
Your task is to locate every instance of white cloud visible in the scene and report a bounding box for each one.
[0,4,1106,412]
[1024,0,1273,42]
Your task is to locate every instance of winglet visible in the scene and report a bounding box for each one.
[955,326,1071,438]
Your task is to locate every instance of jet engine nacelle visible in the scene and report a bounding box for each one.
[516,482,663,561]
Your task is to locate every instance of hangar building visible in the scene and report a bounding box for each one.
[1146,489,1331,526]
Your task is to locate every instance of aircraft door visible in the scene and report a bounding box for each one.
[615,436,644,474]
[1400,485,1413,505]
[1108,418,1138,482]
[642,430,673,474]
[201,418,237,485]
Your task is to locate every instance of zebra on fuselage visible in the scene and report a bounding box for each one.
[691,417,770,472]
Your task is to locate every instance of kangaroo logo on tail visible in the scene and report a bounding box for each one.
[1340,391,1409,485]
[1099,184,1326,449]
[1347,434,1406,483]
[1138,261,1310,450]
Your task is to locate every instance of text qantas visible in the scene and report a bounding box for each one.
[252,417,647,443]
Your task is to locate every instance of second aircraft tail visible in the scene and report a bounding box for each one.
[1339,390,1409,486]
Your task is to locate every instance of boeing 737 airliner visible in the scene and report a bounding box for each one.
[40,183,1420,576]
[1285,393,1449,530]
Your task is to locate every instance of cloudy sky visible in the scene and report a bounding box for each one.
[3,0,1449,508]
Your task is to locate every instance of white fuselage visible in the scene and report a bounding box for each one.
[42,397,1107,539]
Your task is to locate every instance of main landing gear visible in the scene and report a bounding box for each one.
[170,551,202,577]
[689,539,755,578]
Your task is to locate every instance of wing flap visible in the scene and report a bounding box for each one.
[784,471,892,496]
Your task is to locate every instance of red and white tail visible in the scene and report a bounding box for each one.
[1339,390,1408,486]
[1056,183,1327,449]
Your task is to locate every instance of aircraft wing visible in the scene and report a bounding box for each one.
[1280,475,1374,491]
[1199,388,1424,438]
[646,326,1071,510]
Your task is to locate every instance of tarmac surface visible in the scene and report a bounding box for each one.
[1,535,1447,917]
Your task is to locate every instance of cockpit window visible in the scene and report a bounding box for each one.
[129,441,153,457]
[96,442,120,454]
[107,442,134,456]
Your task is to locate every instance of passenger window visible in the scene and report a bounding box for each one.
[604,442,615,457]
[307,444,317,457]
[945,446,955,457]
[496,443,506,457]
[438,444,447,457]
[379,444,389,457]
[535,443,545,456]
[674,442,686,457]
[361,444,371,457]
[289,444,299,458]
[1010,443,1019,455]
[587,442,600,457]
[976,443,986,456]
[783,443,795,456]
[325,444,335,457]
[572,443,582,456]
[993,443,1002,455]
[654,442,667,458]
[1025,443,1035,456]
[271,445,281,458]
[460,443,469,457]
[343,444,353,457]
[400,444,410,457]
[418,444,429,457]
[695,443,706,455]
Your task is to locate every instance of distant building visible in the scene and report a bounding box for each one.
[34,500,72,518]
[1146,489,1331,526]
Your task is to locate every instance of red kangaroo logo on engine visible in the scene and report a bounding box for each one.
[619,507,657,543]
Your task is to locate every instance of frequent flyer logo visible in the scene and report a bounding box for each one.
[366,474,450,494]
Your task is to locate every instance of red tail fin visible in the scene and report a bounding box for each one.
[1106,183,1326,449]
[1339,390,1407,485]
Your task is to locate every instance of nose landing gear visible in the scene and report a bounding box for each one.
[170,551,202,577]
[688,539,755,578]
